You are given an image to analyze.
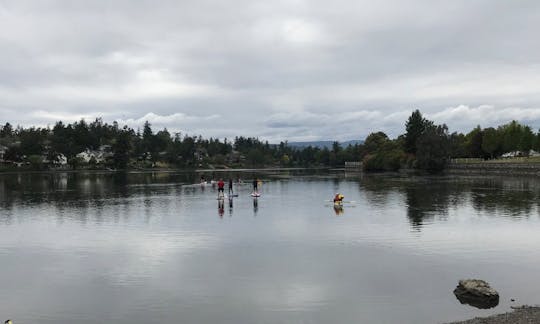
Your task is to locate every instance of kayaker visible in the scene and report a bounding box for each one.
[333,193,344,204]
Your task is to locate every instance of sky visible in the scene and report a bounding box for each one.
[1,0,540,143]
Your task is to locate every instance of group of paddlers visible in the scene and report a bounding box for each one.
[213,177,260,197]
[204,175,345,205]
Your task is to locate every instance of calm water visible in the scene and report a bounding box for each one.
[1,170,540,324]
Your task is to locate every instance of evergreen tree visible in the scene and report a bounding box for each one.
[465,126,484,158]
[0,122,13,137]
[481,127,500,159]
[404,110,429,154]
[415,124,450,171]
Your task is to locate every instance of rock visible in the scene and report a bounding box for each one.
[453,279,499,309]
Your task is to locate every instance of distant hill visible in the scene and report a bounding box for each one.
[287,140,363,149]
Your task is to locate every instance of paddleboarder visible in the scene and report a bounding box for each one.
[217,178,225,198]
[228,178,234,195]
[253,178,258,194]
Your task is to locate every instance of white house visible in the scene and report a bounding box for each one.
[0,145,7,161]
[76,146,114,164]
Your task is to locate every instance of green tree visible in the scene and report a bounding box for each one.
[142,121,153,153]
[534,130,540,152]
[465,126,484,158]
[481,127,500,159]
[415,124,450,171]
[0,122,13,137]
[448,132,467,158]
[500,120,521,153]
[364,132,389,154]
[362,140,405,171]
[404,110,430,154]
[519,125,535,154]
[112,127,133,169]
[27,155,44,170]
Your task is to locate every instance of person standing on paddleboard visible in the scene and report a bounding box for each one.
[253,178,258,194]
[228,178,234,195]
[217,179,225,197]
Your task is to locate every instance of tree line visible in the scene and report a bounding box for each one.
[362,110,540,172]
[1,112,539,171]
[0,119,362,170]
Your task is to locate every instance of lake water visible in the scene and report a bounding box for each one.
[1,170,540,324]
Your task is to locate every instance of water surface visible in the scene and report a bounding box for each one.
[1,171,540,323]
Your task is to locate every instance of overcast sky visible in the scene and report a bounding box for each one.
[1,0,540,142]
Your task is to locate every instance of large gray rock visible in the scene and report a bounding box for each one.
[453,279,499,309]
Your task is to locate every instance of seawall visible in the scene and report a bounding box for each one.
[446,162,540,176]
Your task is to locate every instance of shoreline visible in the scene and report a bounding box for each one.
[0,166,326,176]
[447,161,540,177]
[444,306,540,324]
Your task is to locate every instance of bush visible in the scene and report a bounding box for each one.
[363,147,406,171]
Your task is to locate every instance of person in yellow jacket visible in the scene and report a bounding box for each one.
[333,193,344,204]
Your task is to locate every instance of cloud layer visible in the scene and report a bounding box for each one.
[1,0,540,141]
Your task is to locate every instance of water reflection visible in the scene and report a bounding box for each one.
[333,204,344,216]
[253,197,258,215]
[218,199,225,218]
[402,182,463,230]
[357,175,540,230]
[469,179,536,218]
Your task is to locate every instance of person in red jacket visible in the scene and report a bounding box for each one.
[217,178,225,197]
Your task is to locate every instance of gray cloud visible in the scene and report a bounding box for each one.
[1,0,540,141]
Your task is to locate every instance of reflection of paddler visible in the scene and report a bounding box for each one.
[218,199,224,217]
[333,204,344,215]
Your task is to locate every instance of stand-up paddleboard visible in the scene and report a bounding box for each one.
[250,192,261,197]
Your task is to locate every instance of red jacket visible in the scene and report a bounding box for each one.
[218,180,225,189]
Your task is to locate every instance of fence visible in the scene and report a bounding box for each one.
[344,161,362,168]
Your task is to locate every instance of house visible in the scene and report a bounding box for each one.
[56,153,68,165]
[529,150,540,157]
[0,145,7,161]
[76,146,114,164]
[501,151,521,158]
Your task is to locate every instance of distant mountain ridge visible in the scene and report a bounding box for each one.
[286,140,363,149]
